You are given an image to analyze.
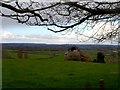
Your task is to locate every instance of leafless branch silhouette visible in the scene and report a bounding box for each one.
[0,0,120,43]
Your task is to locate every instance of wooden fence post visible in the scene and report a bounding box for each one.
[17,50,23,59]
[24,51,28,58]
[99,79,104,90]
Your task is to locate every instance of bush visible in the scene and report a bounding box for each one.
[97,52,105,63]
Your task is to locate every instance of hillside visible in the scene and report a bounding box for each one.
[1,43,118,51]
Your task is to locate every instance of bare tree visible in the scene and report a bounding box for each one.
[0,0,120,42]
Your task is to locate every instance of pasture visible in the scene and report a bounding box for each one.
[2,49,119,89]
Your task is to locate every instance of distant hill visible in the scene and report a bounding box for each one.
[1,43,118,51]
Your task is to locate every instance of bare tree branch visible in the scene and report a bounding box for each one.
[0,0,120,42]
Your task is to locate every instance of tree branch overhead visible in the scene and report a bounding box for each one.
[0,0,120,42]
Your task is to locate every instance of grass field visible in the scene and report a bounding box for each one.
[2,50,119,89]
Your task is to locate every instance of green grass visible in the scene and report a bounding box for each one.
[2,50,119,89]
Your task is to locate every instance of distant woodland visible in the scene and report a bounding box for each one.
[2,43,118,51]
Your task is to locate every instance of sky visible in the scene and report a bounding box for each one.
[0,0,119,44]
[1,17,118,45]
[1,17,84,44]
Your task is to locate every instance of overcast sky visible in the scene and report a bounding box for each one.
[1,17,118,44]
[0,0,119,44]
[1,17,83,44]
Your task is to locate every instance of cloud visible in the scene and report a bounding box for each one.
[2,17,25,28]
[2,31,13,38]
[1,30,81,44]
[91,22,119,38]
[1,17,118,44]
[0,15,80,44]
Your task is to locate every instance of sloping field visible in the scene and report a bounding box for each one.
[2,50,119,89]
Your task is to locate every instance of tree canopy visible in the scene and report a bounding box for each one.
[0,0,120,43]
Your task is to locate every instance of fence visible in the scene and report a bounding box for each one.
[17,50,28,59]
